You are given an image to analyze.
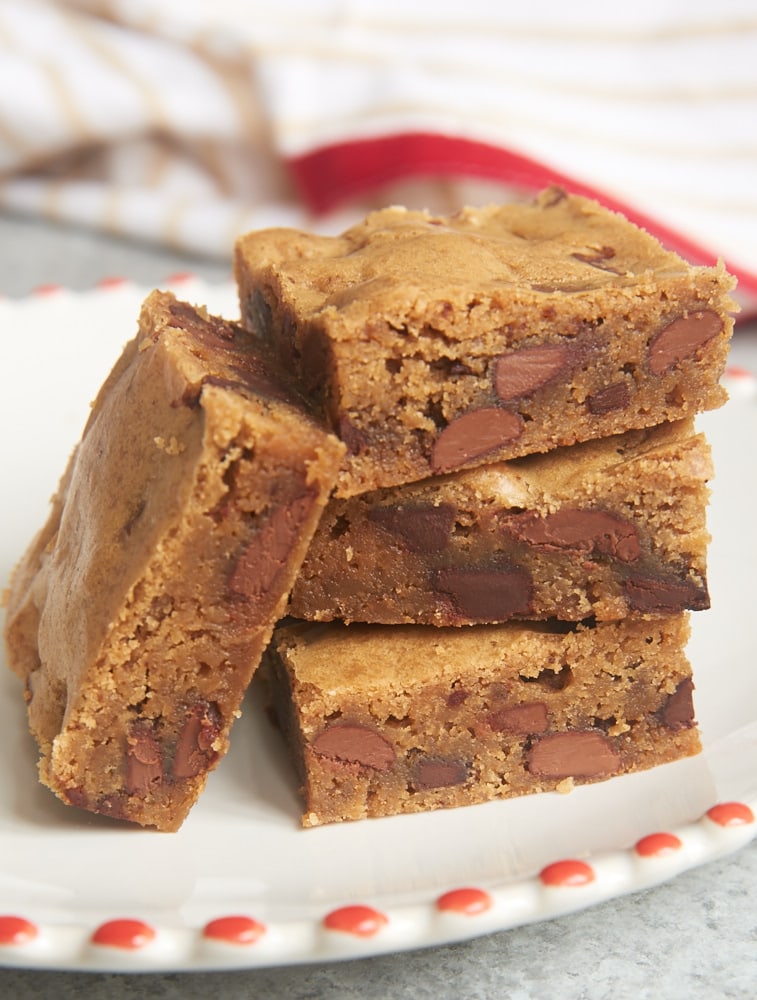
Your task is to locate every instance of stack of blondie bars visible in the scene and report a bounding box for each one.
[3,188,736,831]
[234,187,735,826]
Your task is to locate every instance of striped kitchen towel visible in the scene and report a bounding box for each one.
[1,0,756,307]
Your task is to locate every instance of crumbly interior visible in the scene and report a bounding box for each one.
[289,419,712,624]
[3,292,344,830]
[264,616,701,826]
[235,188,736,496]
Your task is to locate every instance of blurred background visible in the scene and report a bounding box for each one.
[1,0,756,307]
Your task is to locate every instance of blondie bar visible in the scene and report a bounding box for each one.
[235,187,735,496]
[264,616,701,826]
[289,419,712,625]
[3,291,344,830]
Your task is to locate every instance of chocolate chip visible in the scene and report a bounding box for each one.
[300,329,332,397]
[338,416,369,456]
[368,503,456,553]
[587,381,630,415]
[489,701,548,735]
[201,368,293,406]
[245,289,273,342]
[570,245,621,273]
[504,508,641,562]
[126,725,163,796]
[434,564,533,621]
[493,343,575,402]
[95,793,129,821]
[412,757,469,790]
[648,310,723,376]
[229,490,315,610]
[169,300,236,343]
[312,724,395,771]
[430,408,523,473]
[623,574,710,613]
[659,677,696,730]
[172,701,222,779]
[540,186,568,207]
[122,498,147,540]
[63,786,90,810]
[168,299,300,408]
[527,730,620,779]
[447,688,469,707]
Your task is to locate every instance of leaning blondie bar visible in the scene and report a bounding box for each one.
[3,291,344,831]
[264,617,701,826]
[289,419,712,625]
[235,187,735,496]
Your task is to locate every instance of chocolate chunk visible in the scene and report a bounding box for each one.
[412,757,469,790]
[172,701,222,779]
[229,490,315,612]
[201,369,293,406]
[172,301,298,408]
[430,408,523,473]
[570,245,621,273]
[648,310,723,376]
[245,289,273,342]
[488,701,548,734]
[623,574,710,613]
[587,381,630,415]
[434,564,533,621]
[368,503,456,553]
[95,793,129,821]
[338,416,369,456]
[63,786,90,810]
[527,730,620,779]
[126,724,163,795]
[312,724,395,771]
[659,677,696,730]
[493,343,575,402]
[447,688,469,707]
[504,508,641,562]
[122,499,147,540]
[540,186,568,207]
[300,329,331,398]
[169,300,235,344]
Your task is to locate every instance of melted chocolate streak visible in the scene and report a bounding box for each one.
[368,502,707,620]
[168,300,299,408]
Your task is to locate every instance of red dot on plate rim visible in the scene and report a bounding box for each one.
[202,915,266,945]
[706,801,755,828]
[96,276,128,290]
[436,887,493,915]
[635,831,683,857]
[323,904,388,938]
[539,859,595,888]
[0,916,38,946]
[91,918,156,950]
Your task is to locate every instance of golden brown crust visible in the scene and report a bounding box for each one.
[3,290,345,830]
[263,616,701,826]
[289,419,712,624]
[235,188,735,496]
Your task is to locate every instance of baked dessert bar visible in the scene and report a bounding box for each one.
[235,187,735,497]
[264,616,701,826]
[289,419,712,625]
[3,291,344,831]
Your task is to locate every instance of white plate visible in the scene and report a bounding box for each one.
[0,280,755,973]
